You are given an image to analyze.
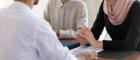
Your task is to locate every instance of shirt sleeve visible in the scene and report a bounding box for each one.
[35,21,77,60]
[59,29,77,39]
[91,2,105,40]
[76,1,88,29]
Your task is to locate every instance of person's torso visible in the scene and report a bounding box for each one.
[104,1,140,40]
[0,3,43,60]
[49,0,85,31]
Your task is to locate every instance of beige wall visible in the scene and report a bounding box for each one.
[0,0,3,9]
[33,0,48,18]
[85,0,102,28]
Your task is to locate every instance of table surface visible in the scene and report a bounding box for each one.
[97,51,140,60]
[61,40,78,46]
[60,40,140,60]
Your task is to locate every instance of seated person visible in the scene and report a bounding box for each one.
[74,0,140,51]
[44,0,88,39]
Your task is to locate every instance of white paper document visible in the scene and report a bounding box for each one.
[70,45,103,55]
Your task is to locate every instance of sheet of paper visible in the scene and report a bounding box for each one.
[70,45,103,55]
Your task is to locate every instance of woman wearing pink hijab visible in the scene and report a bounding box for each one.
[74,0,140,51]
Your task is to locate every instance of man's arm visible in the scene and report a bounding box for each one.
[35,21,77,60]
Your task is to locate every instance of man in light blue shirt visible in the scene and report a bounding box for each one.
[0,0,96,60]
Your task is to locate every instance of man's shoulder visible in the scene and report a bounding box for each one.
[23,13,52,31]
[28,16,54,34]
[36,18,53,32]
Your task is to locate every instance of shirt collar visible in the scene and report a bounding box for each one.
[58,0,73,8]
[9,1,32,12]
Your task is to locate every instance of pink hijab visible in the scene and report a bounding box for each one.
[103,0,135,25]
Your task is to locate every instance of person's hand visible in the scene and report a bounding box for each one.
[73,35,88,45]
[77,51,98,60]
[77,27,102,48]
[73,29,89,45]
[78,27,95,42]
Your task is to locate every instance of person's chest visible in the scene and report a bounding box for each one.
[104,1,140,40]
[56,2,81,29]
[104,15,130,40]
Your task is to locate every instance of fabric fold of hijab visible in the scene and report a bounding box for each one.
[103,0,135,25]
